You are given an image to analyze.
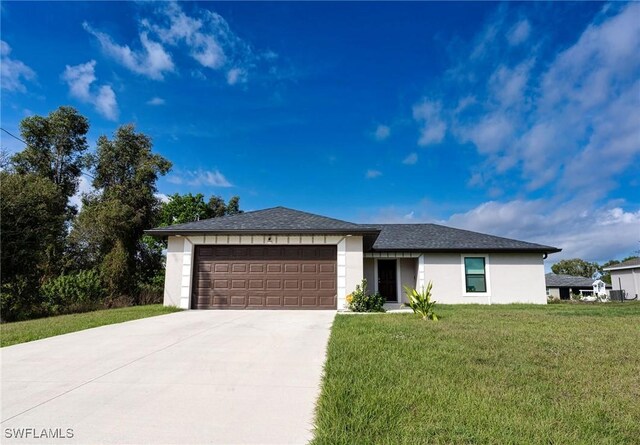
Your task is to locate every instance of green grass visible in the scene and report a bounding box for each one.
[313,303,640,444]
[1,304,182,347]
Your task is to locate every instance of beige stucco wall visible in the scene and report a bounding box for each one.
[398,258,418,303]
[164,236,185,307]
[611,268,640,300]
[421,252,546,304]
[163,234,363,310]
[342,236,364,309]
[547,287,560,299]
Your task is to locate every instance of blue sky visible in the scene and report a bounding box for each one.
[1,1,639,266]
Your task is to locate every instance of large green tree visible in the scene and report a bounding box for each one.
[551,258,601,279]
[72,124,171,300]
[0,172,67,320]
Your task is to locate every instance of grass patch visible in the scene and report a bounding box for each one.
[313,303,640,444]
[1,304,182,347]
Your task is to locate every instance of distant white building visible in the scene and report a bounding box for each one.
[604,258,640,301]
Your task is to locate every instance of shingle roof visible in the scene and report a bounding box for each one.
[145,207,379,236]
[545,273,610,288]
[603,257,640,271]
[146,206,561,253]
[368,224,560,253]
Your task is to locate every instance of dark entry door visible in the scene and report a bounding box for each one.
[378,260,397,302]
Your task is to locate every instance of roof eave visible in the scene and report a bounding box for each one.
[369,247,562,254]
[144,228,381,238]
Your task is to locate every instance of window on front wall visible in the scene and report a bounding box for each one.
[464,257,486,293]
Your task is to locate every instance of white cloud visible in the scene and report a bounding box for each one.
[0,40,36,92]
[413,100,446,146]
[147,97,165,106]
[61,61,118,120]
[226,67,247,85]
[167,169,232,187]
[69,175,95,210]
[507,19,531,46]
[446,199,640,265]
[83,22,174,80]
[155,192,170,203]
[374,124,390,141]
[366,169,382,179]
[402,152,418,165]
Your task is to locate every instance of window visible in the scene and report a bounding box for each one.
[464,257,486,293]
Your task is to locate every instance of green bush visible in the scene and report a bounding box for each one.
[403,282,439,321]
[40,270,105,315]
[347,279,385,312]
[1,276,47,322]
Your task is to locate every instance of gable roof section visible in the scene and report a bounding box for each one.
[146,206,561,253]
[545,273,609,288]
[145,207,379,236]
[603,257,640,271]
[368,223,560,253]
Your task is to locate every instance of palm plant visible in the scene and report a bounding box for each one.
[403,282,439,321]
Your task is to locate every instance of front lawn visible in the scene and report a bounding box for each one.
[1,304,182,347]
[313,303,640,444]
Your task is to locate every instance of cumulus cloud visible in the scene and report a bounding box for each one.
[0,40,36,92]
[226,67,247,85]
[366,169,382,179]
[146,97,165,106]
[167,169,232,187]
[374,124,390,141]
[62,61,118,120]
[83,22,174,80]
[413,100,446,146]
[402,152,418,165]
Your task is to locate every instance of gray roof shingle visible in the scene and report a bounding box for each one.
[369,224,560,253]
[545,273,610,288]
[146,206,561,253]
[145,207,379,236]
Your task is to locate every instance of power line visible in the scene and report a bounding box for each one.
[1,127,26,144]
[0,127,95,180]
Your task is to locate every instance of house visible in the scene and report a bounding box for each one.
[146,207,561,310]
[603,258,640,300]
[545,273,611,300]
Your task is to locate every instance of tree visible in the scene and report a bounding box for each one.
[551,258,600,279]
[159,193,243,226]
[12,106,89,202]
[73,124,171,300]
[0,172,67,320]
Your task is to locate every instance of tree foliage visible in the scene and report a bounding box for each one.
[159,193,243,226]
[73,124,171,300]
[551,258,601,279]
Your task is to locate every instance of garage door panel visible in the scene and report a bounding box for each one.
[193,245,336,310]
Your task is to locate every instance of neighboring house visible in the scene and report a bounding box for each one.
[545,273,611,300]
[603,258,640,300]
[146,207,561,310]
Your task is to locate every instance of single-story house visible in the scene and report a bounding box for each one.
[146,207,561,310]
[545,273,611,300]
[603,258,640,300]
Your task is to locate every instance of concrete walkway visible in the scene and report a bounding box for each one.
[1,310,336,444]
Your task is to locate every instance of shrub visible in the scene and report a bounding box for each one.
[40,269,105,315]
[403,282,439,321]
[348,279,385,312]
[1,276,47,322]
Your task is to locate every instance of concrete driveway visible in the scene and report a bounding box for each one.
[1,310,335,444]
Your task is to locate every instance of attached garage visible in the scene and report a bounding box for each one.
[192,245,337,309]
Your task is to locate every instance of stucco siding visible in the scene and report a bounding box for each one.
[423,252,546,304]
[164,236,185,307]
[363,258,375,290]
[342,236,364,309]
[611,269,640,300]
[398,258,418,303]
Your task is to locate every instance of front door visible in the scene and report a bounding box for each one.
[377,260,397,302]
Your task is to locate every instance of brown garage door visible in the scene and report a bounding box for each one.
[192,245,337,309]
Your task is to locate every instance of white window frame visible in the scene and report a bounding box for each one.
[461,254,491,298]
